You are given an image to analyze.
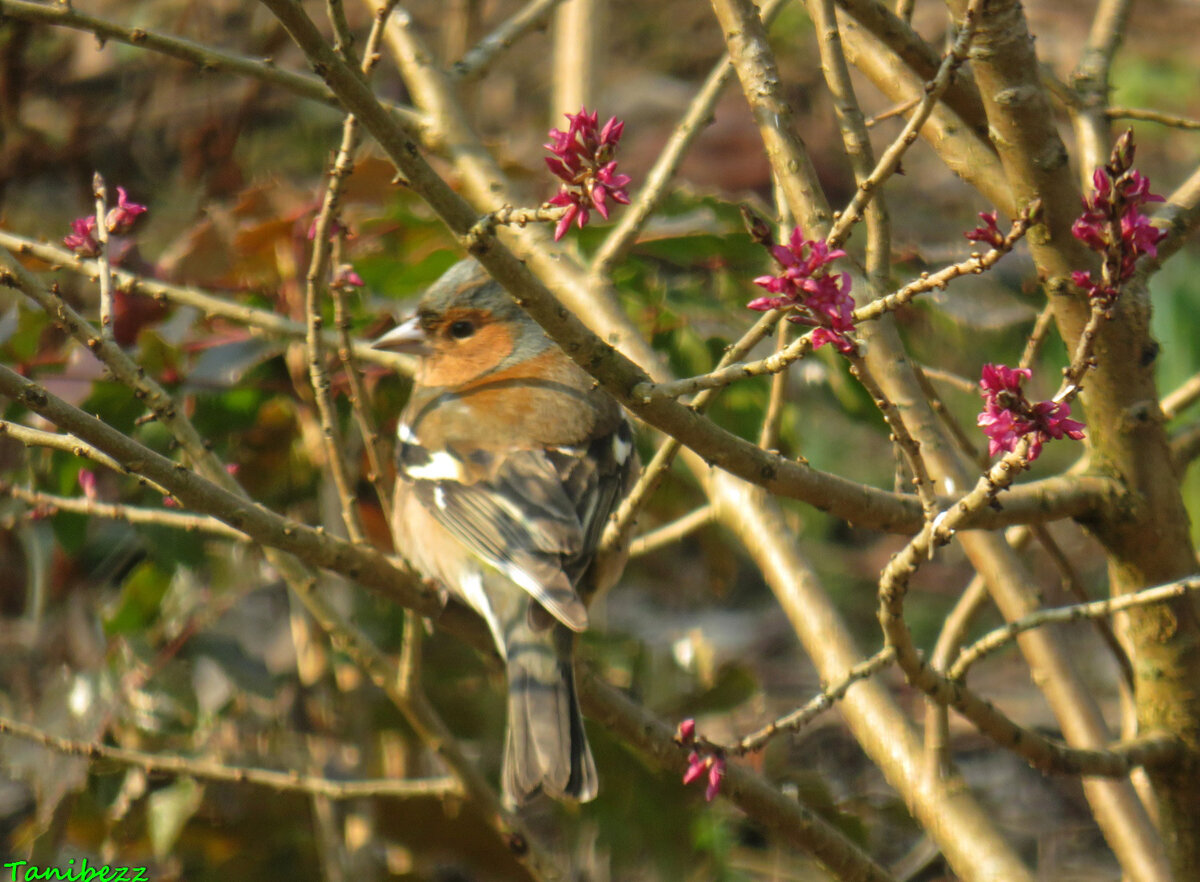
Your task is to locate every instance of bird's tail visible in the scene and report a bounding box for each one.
[503,621,597,805]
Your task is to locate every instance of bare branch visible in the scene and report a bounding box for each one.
[0,0,423,132]
[950,577,1200,681]
[451,0,569,82]
[2,484,250,541]
[0,714,457,801]
[0,230,410,372]
[628,504,715,558]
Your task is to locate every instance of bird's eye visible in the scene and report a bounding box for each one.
[448,319,476,339]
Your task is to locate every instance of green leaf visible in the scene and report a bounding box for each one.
[147,776,204,858]
[104,559,171,635]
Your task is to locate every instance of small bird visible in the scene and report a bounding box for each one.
[373,259,638,804]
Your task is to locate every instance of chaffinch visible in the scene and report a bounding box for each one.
[373,259,638,805]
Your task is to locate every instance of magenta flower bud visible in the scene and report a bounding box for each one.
[1112,128,1135,173]
[78,469,97,501]
[543,106,630,237]
[331,264,365,289]
[977,363,1085,462]
[750,226,855,351]
[63,216,101,257]
[682,751,706,786]
[1071,134,1166,305]
[705,758,726,802]
[104,187,148,234]
[676,718,696,742]
[964,210,1005,249]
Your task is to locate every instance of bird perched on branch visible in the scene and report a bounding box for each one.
[373,259,638,804]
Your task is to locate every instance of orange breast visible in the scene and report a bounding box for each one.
[405,349,621,449]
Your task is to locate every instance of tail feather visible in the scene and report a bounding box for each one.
[503,624,597,805]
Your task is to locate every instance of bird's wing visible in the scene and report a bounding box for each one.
[544,420,638,586]
[398,437,596,631]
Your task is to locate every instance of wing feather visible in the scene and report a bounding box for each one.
[396,421,636,632]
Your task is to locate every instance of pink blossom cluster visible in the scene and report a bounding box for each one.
[544,107,631,240]
[1070,132,1166,304]
[62,187,148,257]
[676,718,725,802]
[977,363,1085,462]
[748,227,855,353]
[964,210,1005,249]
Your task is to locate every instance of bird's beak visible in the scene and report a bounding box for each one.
[371,315,429,355]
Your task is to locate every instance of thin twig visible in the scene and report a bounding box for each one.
[1027,521,1133,689]
[306,200,368,543]
[847,350,939,520]
[0,713,456,800]
[923,568,993,780]
[1069,0,1132,176]
[327,0,354,61]
[758,321,790,451]
[91,174,114,345]
[300,2,401,543]
[330,0,401,523]
[877,299,1123,776]
[912,363,984,469]
[0,230,410,372]
[0,419,170,495]
[1018,302,1058,371]
[0,0,424,133]
[636,203,1039,402]
[451,0,568,82]
[729,647,897,754]
[709,0,829,232]
[628,504,715,558]
[588,0,790,279]
[916,364,979,396]
[810,0,937,524]
[864,95,920,128]
[1105,106,1200,131]
[598,310,782,554]
[2,484,249,540]
[1161,371,1200,420]
[826,0,987,248]
[465,205,569,251]
[949,577,1200,681]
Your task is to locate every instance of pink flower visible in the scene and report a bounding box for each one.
[676,718,696,742]
[682,752,707,786]
[78,469,97,501]
[544,107,631,239]
[749,226,855,352]
[105,187,147,234]
[964,210,1004,249]
[705,757,726,802]
[331,264,364,289]
[1070,134,1166,304]
[977,363,1085,462]
[63,216,101,257]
